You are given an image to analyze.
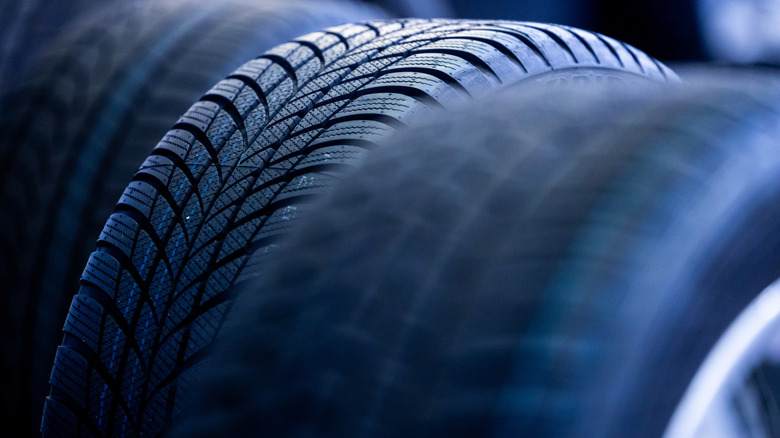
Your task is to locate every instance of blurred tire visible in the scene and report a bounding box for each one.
[0,0,100,92]
[40,19,674,436]
[174,72,780,437]
[0,0,386,435]
[367,0,455,18]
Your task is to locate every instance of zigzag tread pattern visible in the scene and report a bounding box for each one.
[44,19,674,437]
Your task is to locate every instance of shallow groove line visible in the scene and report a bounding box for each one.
[378,66,472,97]
[265,138,375,166]
[265,138,378,171]
[260,68,409,128]
[355,85,444,109]
[229,193,320,234]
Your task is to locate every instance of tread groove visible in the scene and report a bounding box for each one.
[323,30,351,49]
[60,332,133,420]
[379,66,472,97]
[200,94,249,152]
[620,41,645,73]
[411,47,502,83]
[257,53,300,94]
[488,27,552,67]
[170,122,224,181]
[225,74,271,121]
[146,148,207,213]
[565,27,600,63]
[591,32,624,67]
[441,34,528,73]
[293,39,327,65]
[525,24,579,63]
[112,205,179,280]
[78,282,153,369]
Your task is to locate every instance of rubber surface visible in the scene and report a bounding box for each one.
[42,19,674,437]
[365,0,455,18]
[174,73,780,437]
[0,0,100,92]
[0,0,385,436]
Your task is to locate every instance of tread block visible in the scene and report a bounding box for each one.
[118,181,158,218]
[205,78,244,102]
[50,346,90,406]
[42,396,79,437]
[99,213,142,258]
[63,295,106,354]
[82,251,122,299]
[137,154,175,186]
[177,101,221,132]
[154,129,197,160]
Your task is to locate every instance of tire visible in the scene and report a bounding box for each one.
[365,0,455,18]
[0,0,386,435]
[0,0,99,92]
[41,19,675,437]
[172,71,780,437]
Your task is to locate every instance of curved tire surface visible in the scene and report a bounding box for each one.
[0,0,99,91]
[42,19,675,436]
[176,72,780,437]
[0,0,385,435]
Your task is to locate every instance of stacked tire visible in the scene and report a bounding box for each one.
[25,15,677,437]
[19,0,774,436]
[175,72,780,437]
[0,0,388,435]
